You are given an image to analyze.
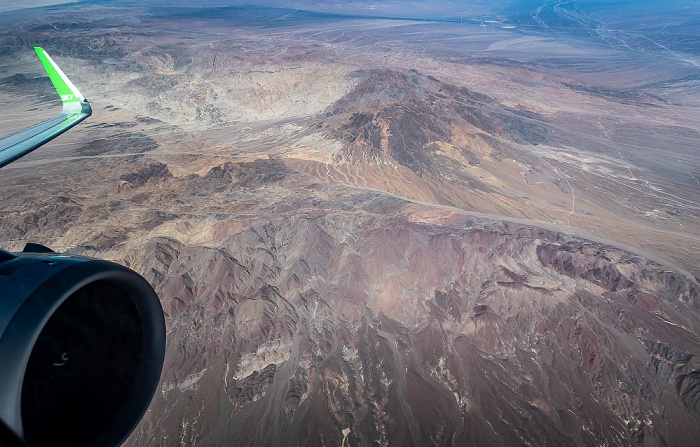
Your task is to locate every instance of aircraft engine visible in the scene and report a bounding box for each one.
[0,244,165,447]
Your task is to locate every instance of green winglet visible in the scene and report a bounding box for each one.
[34,46,85,104]
[0,47,91,168]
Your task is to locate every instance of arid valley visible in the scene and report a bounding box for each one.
[1,1,699,446]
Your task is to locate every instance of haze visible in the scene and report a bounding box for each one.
[0,1,698,446]
[0,0,78,13]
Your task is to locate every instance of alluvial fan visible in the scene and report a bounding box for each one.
[0,1,699,446]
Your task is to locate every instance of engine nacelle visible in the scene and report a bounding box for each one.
[0,246,165,447]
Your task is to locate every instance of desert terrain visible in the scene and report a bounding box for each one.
[0,1,699,446]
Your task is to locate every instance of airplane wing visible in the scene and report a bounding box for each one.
[0,49,164,447]
[0,47,92,169]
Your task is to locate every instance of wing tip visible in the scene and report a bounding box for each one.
[33,46,87,105]
[0,47,91,169]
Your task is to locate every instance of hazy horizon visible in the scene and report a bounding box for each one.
[1,1,699,445]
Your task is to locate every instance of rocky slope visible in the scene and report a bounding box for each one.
[1,3,699,446]
[124,204,700,447]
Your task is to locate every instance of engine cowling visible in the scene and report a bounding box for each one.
[0,246,165,447]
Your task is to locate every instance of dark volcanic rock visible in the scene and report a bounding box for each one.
[0,195,82,240]
[0,73,56,101]
[328,69,550,172]
[229,159,291,187]
[186,160,290,196]
[119,162,172,188]
[336,112,384,162]
[645,340,700,414]
[76,132,159,156]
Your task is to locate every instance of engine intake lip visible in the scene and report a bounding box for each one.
[0,257,165,447]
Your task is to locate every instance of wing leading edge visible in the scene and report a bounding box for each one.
[0,47,92,169]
